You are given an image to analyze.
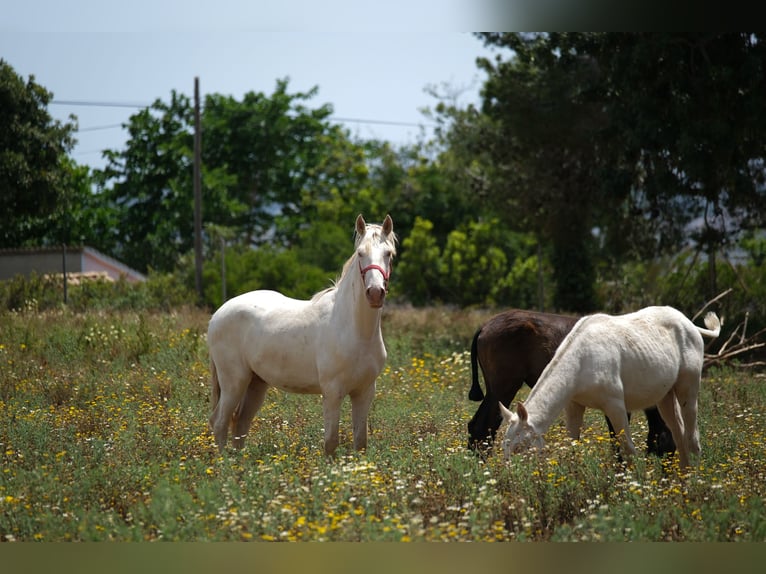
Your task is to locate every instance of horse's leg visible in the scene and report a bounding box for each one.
[350,383,376,452]
[208,359,222,440]
[674,371,702,465]
[468,389,510,450]
[322,390,343,456]
[644,406,675,457]
[232,375,269,449]
[602,401,637,462]
[211,393,242,451]
[656,390,690,468]
[564,402,586,439]
[468,379,525,452]
[209,362,251,452]
[605,411,632,461]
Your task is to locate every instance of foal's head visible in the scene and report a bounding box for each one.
[499,402,545,460]
[354,214,396,308]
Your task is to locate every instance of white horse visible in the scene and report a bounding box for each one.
[499,306,721,468]
[207,214,396,456]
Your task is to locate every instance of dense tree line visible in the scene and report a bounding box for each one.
[436,33,766,312]
[2,34,766,326]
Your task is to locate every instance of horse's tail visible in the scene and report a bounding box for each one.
[210,358,221,413]
[468,327,485,401]
[697,311,722,339]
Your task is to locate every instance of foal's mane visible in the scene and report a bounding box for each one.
[309,222,397,303]
[529,314,593,392]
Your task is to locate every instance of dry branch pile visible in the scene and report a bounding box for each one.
[695,289,766,369]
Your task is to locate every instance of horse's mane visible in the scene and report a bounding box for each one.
[309,222,397,303]
[529,314,595,393]
[310,286,336,302]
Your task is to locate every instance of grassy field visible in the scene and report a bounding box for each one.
[1,304,765,542]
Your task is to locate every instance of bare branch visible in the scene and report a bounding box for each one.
[698,293,766,370]
[704,340,766,369]
[692,287,733,322]
[718,315,746,355]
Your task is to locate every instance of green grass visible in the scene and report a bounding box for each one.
[1,304,765,541]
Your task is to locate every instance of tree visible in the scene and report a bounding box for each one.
[591,33,766,298]
[474,33,611,312]
[95,79,380,275]
[201,243,331,309]
[0,60,77,246]
[440,220,509,307]
[24,158,115,250]
[94,91,196,272]
[456,33,766,311]
[201,79,368,247]
[395,217,442,305]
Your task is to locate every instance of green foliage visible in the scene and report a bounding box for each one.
[0,273,64,312]
[441,223,508,307]
[597,244,766,346]
[201,80,342,243]
[664,256,766,336]
[0,60,77,246]
[295,219,354,273]
[463,33,766,312]
[202,245,332,309]
[6,37,766,314]
[94,91,200,273]
[595,33,766,238]
[0,272,195,313]
[550,226,598,313]
[741,234,766,267]
[396,217,544,308]
[395,217,442,306]
[93,79,366,275]
[494,253,544,311]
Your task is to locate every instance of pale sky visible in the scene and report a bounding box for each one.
[1,1,501,170]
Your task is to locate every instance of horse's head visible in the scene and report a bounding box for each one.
[355,214,396,309]
[499,402,545,460]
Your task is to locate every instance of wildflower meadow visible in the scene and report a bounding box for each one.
[1,304,765,542]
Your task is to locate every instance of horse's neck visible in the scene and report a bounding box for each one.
[525,356,578,434]
[333,262,382,341]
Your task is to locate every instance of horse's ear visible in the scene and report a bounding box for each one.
[355,214,366,236]
[517,402,528,423]
[382,214,393,236]
[499,401,513,423]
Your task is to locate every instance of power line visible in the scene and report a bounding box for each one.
[52,99,435,130]
[329,116,434,129]
[52,99,150,109]
[78,124,125,132]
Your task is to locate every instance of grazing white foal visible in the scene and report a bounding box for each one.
[499,306,721,468]
[207,214,396,456]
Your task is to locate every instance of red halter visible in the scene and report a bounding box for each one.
[359,261,391,292]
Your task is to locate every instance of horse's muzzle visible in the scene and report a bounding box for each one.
[366,286,386,308]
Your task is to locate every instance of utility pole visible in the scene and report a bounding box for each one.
[537,241,544,312]
[62,244,68,305]
[221,234,227,303]
[193,77,203,303]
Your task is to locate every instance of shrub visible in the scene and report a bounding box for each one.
[0,272,196,313]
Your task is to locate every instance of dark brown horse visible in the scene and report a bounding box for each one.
[467,309,676,457]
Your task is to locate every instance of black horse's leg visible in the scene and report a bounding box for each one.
[644,406,676,457]
[468,393,501,452]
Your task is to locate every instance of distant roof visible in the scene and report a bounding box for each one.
[0,245,91,256]
[0,246,146,283]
